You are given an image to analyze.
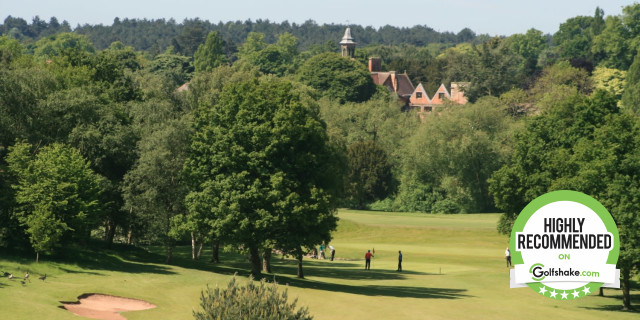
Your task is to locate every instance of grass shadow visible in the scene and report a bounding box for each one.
[56,267,104,276]
[581,291,640,314]
[152,246,465,299]
[0,244,175,276]
[140,246,438,282]
[272,260,434,281]
[55,245,175,275]
[272,275,469,299]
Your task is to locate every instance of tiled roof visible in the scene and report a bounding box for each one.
[395,74,415,97]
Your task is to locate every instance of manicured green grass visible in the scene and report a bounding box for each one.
[1,209,638,319]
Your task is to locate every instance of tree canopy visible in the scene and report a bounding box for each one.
[297,52,376,103]
[184,77,340,277]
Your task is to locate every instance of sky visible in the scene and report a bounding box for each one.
[2,0,634,36]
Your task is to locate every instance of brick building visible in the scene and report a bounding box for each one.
[340,28,469,113]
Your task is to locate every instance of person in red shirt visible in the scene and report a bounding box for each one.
[365,250,374,270]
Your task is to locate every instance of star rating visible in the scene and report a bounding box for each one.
[549,290,558,298]
[561,291,569,299]
[572,290,581,298]
[538,286,548,295]
[582,286,591,295]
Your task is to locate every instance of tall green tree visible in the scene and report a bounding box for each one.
[345,140,394,209]
[553,8,605,68]
[236,32,299,76]
[489,91,640,309]
[7,142,103,262]
[122,116,192,263]
[442,38,524,101]
[397,98,514,213]
[194,31,227,73]
[621,51,640,114]
[591,16,633,70]
[505,28,548,76]
[34,32,96,59]
[171,21,206,57]
[185,77,340,277]
[0,35,23,67]
[297,52,376,103]
[146,51,194,87]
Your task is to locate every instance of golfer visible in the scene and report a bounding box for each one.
[397,250,403,271]
[505,247,512,267]
[329,245,335,261]
[365,250,374,270]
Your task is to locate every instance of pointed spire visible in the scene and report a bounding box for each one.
[340,27,356,45]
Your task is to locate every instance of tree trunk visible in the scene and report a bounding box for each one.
[248,245,261,278]
[196,242,204,260]
[105,219,116,249]
[297,253,304,278]
[126,227,133,245]
[191,232,196,260]
[622,268,631,310]
[262,248,272,273]
[126,207,134,245]
[36,252,39,263]
[104,222,110,241]
[211,240,220,263]
[165,246,173,264]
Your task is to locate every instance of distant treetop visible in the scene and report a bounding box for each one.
[0,16,481,53]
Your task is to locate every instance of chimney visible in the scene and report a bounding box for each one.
[450,82,469,104]
[390,71,397,92]
[368,57,381,72]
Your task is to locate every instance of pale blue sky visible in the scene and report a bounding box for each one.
[2,1,634,35]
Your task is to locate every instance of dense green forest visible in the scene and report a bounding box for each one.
[1,16,482,54]
[1,4,640,308]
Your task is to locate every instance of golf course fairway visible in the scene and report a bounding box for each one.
[0,210,638,319]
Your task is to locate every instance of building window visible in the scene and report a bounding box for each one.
[438,92,445,99]
[416,92,422,98]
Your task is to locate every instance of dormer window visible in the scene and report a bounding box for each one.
[439,92,445,99]
[416,92,422,98]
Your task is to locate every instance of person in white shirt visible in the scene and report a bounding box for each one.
[505,247,512,267]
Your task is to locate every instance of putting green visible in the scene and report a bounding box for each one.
[0,209,637,319]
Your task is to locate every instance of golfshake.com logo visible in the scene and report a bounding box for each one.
[509,191,620,300]
[529,263,601,281]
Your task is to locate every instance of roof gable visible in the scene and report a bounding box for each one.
[410,83,430,105]
[430,84,451,104]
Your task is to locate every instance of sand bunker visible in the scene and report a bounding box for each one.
[61,293,156,320]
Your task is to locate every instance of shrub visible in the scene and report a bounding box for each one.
[193,277,313,320]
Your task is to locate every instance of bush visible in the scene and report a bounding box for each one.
[193,277,313,320]
[431,199,461,214]
[367,198,395,212]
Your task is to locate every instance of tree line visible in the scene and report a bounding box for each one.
[1,15,480,55]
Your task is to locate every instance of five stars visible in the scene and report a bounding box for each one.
[534,285,595,300]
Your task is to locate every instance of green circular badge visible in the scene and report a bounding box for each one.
[509,190,619,300]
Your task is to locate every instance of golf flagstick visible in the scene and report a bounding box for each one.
[372,248,375,269]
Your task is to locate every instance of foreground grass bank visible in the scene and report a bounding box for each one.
[0,210,638,319]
